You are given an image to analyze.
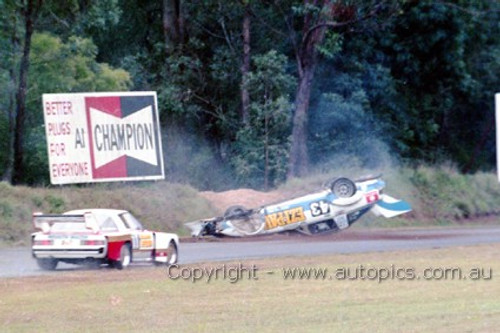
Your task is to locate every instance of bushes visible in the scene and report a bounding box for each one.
[410,166,500,221]
[282,164,500,225]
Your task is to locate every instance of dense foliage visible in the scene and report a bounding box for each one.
[1,0,499,190]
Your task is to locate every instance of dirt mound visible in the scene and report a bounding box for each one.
[199,188,288,213]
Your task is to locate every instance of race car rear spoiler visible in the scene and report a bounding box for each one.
[372,195,412,218]
[32,212,99,233]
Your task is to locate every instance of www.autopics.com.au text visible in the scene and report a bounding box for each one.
[166,264,493,283]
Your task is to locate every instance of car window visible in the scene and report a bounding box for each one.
[120,213,144,230]
[99,217,118,232]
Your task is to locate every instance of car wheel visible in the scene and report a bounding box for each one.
[166,241,178,265]
[154,241,178,266]
[331,177,356,198]
[115,243,132,270]
[223,205,264,235]
[36,258,58,270]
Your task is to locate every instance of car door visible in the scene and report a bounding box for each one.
[120,212,155,261]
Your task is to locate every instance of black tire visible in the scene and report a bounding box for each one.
[166,241,179,266]
[114,243,132,270]
[154,241,178,266]
[166,241,178,265]
[330,177,356,198]
[36,258,58,271]
[224,205,249,219]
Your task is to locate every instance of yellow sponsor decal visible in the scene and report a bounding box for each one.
[265,207,306,230]
[139,234,153,248]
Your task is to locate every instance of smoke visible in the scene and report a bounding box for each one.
[162,124,237,191]
[161,84,403,191]
[307,91,400,178]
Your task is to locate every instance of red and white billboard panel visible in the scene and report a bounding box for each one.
[43,92,164,185]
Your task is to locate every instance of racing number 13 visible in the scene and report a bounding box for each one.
[310,200,330,217]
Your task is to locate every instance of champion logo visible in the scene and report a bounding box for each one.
[85,96,162,179]
[89,106,157,168]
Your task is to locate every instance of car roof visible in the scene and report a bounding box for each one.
[64,208,128,215]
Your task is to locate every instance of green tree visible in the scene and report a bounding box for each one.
[378,0,500,169]
[286,0,388,178]
[0,0,22,180]
[0,0,128,184]
[11,0,43,184]
[232,50,294,189]
[2,0,500,187]
[20,32,131,184]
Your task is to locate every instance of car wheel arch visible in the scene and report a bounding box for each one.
[113,241,132,270]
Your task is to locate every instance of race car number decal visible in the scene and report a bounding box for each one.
[265,207,305,230]
[310,200,330,217]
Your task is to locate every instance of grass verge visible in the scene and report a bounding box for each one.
[1,244,498,332]
[0,181,217,246]
[2,165,500,246]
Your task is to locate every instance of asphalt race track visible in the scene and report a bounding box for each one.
[1,226,500,278]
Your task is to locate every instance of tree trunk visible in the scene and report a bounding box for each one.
[3,68,16,183]
[286,0,369,179]
[2,21,19,182]
[288,66,316,178]
[163,0,183,53]
[240,4,251,125]
[288,5,327,178]
[12,0,37,184]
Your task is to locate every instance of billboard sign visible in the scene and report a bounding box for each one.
[42,92,164,184]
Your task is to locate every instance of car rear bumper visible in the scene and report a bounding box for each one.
[32,247,107,259]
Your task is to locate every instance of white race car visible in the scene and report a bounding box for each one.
[186,176,411,237]
[32,209,179,270]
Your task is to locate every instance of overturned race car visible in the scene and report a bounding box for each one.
[186,176,411,237]
[32,209,179,270]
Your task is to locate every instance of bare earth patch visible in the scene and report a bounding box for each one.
[199,188,288,213]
